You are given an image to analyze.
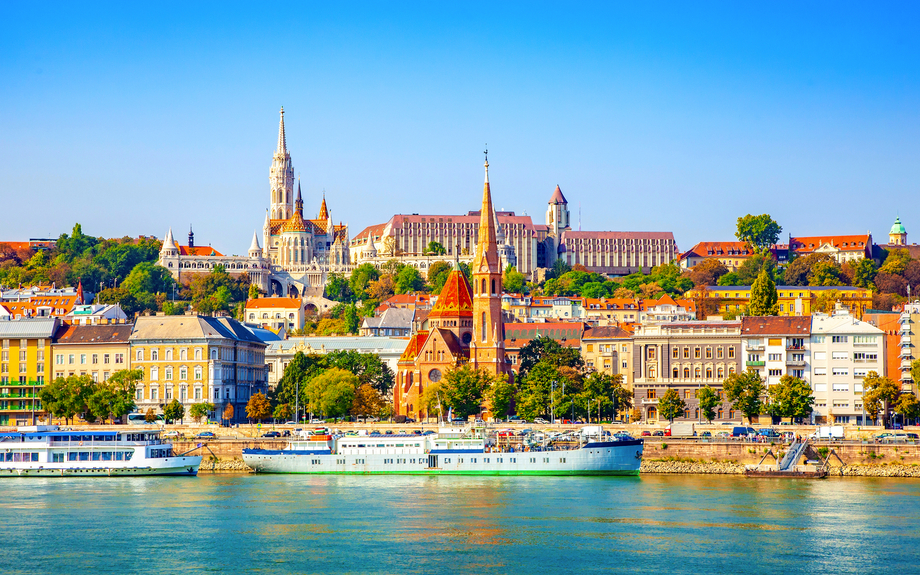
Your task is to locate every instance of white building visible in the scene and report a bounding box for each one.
[810,305,885,425]
[265,337,409,388]
[740,317,811,391]
[64,304,128,326]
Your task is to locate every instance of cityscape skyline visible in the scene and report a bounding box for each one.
[2,3,918,257]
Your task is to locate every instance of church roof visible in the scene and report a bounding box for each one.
[399,330,429,363]
[549,185,567,205]
[891,217,906,235]
[282,212,308,233]
[178,246,224,256]
[429,269,473,318]
[318,196,329,220]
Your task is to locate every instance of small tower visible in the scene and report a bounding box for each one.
[248,231,262,259]
[365,231,378,259]
[890,216,907,246]
[188,225,195,249]
[160,228,179,258]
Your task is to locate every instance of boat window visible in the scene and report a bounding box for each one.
[79,452,89,461]
[115,452,124,461]
[92,452,101,461]
[102,452,112,461]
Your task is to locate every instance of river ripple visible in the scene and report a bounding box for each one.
[0,474,917,574]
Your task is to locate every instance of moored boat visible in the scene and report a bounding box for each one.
[243,425,643,476]
[0,426,202,477]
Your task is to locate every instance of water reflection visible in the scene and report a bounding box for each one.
[0,474,917,574]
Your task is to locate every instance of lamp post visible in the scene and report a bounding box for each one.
[551,380,556,424]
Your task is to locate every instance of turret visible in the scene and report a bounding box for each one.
[248,231,262,258]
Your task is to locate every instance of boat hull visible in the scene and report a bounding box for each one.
[243,440,643,476]
[0,456,202,477]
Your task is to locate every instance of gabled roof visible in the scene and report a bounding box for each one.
[740,316,811,336]
[549,185,567,205]
[246,297,301,309]
[680,241,753,259]
[178,245,224,257]
[55,324,134,344]
[583,326,632,340]
[789,235,871,253]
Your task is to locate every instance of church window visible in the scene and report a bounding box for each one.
[481,313,487,342]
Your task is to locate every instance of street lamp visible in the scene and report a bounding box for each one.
[551,380,556,424]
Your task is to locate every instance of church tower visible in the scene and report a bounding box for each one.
[269,107,295,220]
[471,153,506,375]
[890,216,907,246]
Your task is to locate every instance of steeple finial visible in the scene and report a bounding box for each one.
[484,144,489,183]
[295,180,303,216]
[277,107,287,154]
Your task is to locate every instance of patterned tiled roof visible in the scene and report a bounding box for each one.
[429,269,473,318]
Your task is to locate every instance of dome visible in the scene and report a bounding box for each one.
[890,217,906,235]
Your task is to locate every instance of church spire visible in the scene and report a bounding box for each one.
[295,179,303,216]
[277,107,287,154]
[473,150,498,268]
[318,192,329,221]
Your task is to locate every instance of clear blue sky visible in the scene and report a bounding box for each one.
[2,2,918,256]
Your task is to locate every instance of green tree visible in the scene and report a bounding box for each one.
[766,375,814,423]
[735,214,782,252]
[847,258,878,289]
[863,371,901,427]
[344,304,360,334]
[273,352,326,412]
[272,403,292,422]
[107,369,141,420]
[748,267,778,316]
[163,399,185,423]
[486,376,515,420]
[696,386,719,424]
[394,266,425,294]
[894,393,920,424]
[503,265,527,294]
[911,359,920,387]
[657,389,686,423]
[122,261,175,296]
[517,336,583,379]
[784,253,834,286]
[424,241,447,256]
[808,259,845,286]
[717,272,742,286]
[723,370,766,423]
[736,253,776,286]
[420,381,443,421]
[248,283,260,300]
[305,368,359,419]
[879,248,911,275]
[325,350,394,395]
[86,385,116,423]
[349,264,380,300]
[351,383,384,418]
[426,261,452,294]
[325,272,355,303]
[38,377,71,423]
[441,365,495,420]
[189,402,215,423]
[245,392,272,422]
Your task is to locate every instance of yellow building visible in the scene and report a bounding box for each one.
[580,326,634,389]
[688,285,873,319]
[0,318,60,426]
[52,323,133,383]
[129,315,267,422]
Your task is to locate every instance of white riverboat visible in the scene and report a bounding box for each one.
[243,425,643,476]
[0,426,202,477]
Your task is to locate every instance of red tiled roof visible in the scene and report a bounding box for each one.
[429,269,473,318]
[246,297,301,309]
[179,246,225,257]
[740,316,811,335]
[789,235,871,253]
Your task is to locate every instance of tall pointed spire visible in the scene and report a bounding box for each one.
[277,107,287,154]
[474,150,498,264]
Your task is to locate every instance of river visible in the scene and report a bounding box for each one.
[1,474,917,574]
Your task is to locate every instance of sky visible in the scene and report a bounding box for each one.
[2,2,919,257]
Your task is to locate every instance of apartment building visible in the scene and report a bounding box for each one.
[739,317,811,388]
[581,326,634,388]
[632,319,742,423]
[0,318,59,425]
[810,306,885,425]
[689,285,873,319]
[129,315,268,422]
[52,323,132,383]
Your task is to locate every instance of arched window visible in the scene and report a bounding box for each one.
[672,367,679,379]
[136,349,144,361]
[195,348,202,360]
[180,349,187,361]
[151,350,158,361]
[165,349,173,361]
[481,312,487,342]
[491,279,495,295]
[717,367,724,379]
[694,367,701,379]
[683,367,690,379]
[481,279,486,294]
[706,368,713,379]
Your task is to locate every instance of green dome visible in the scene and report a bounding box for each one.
[890,217,906,235]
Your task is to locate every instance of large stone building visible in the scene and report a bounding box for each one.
[632,319,742,423]
[129,315,268,423]
[158,108,350,297]
[394,157,510,419]
[352,180,677,279]
[52,323,132,384]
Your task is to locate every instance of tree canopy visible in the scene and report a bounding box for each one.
[735,214,782,252]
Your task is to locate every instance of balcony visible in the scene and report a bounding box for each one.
[786,344,805,351]
[746,361,765,367]
[746,345,765,352]
[786,360,807,367]
[900,348,914,359]
[641,398,659,405]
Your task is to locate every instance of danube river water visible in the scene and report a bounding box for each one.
[1,474,918,574]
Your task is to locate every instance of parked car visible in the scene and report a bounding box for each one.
[641,431,652,437]
[731,426,757,438]
[699,431,712,438]
[652,430,665,437]
[162,430,181,439]
[757,428,780,438]
[534,418,550,425]
[404,418,417,424]
[262,431,281,438]
[716,431,730,438]
[309,419,326,424]
[196,431,216,438]
[507,417,525,424]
